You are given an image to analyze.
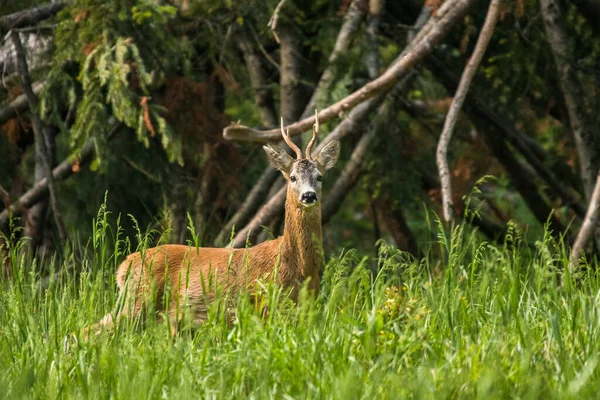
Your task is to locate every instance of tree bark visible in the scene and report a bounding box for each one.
[238,25,278,127]
[569,171,600,271]
[12,31,68,246]
[541,0,600,202]
[436,0,501,223]
[365,0,384,80]
[223,0,477,143]
[0,2,67,34]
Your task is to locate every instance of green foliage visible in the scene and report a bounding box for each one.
[41,0,189,164]
[2,206,600,398]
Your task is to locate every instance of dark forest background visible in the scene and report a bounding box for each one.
[1,0,599,271]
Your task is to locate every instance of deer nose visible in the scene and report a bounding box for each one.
[301,191,317,205]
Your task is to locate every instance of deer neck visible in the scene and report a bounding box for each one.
[282,188,323,278]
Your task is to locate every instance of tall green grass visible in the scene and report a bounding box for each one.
[1,204,600,399]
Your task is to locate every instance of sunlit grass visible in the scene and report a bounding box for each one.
[1,204,600,399]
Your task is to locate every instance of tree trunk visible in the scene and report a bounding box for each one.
[541,0,600,202]
[238,25,278,128]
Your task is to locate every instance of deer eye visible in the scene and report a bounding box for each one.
[290,176,297,183]
[316,175,322,182]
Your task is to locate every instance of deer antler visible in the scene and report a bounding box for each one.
[305,109,318,160]
[281,117,302,159]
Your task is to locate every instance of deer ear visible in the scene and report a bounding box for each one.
[316,139,340,171]
[263,144,294,173]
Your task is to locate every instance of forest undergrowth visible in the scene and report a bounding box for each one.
[1,202,600,399]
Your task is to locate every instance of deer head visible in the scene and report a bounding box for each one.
[263,111,340,209]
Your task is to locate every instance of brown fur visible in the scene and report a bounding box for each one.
[89,139,339,336]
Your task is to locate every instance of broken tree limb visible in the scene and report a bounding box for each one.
[0,81,44,125]
[0,2,67,35]
[436,0,501,223]
[569,171,600,271]
[223,0,477,143]
[11,30,68,245]
[0,123,120,228]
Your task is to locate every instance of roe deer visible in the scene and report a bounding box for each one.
[90,114,340,335]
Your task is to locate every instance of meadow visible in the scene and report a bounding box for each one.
[1,205,599,399]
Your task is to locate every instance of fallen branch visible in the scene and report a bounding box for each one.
[569,171,600,271]
[223,0,477,143]
[0,3,67,34]
[436,0,501,223]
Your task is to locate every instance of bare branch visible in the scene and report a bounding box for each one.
[223,0,477,143]
[436,0,501,223]
[569,171,600,271]
[267,0,289,43]
[430,57,565,234]
[0,2,67,34]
